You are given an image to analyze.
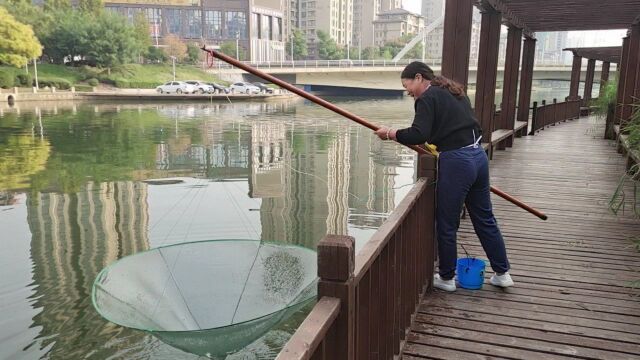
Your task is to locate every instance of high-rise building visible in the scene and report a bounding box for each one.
[103,1,286,62]
[373,9,424,46]
[299,0,353,55]
[421,0,444,61]
[352,0,381,50]
[536,32,570,65]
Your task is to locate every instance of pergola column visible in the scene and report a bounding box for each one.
[441,0,474,89]
[500,25,523,144]
[568,54,582,101]
[621,24,640,124]
[583,59,596,104]
[600,61,610,95]
[517,37,536,132]
[615,36,630,125]
[473,5,502,146]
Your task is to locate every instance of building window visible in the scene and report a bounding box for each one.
[275,17,282,41]
[252,13,260,38]
[226,11,247,39]
[261,14,270,40]
[185,9,202,38]
[146,8,161,37]
[165,8,182,35]
[205,10,222,39]
[125,7,141,23]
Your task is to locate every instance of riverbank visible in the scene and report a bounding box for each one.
[0,87,296,105]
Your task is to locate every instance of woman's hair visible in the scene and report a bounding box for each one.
[401,61,465,99]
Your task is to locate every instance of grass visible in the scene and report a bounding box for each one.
[0,63,222,89]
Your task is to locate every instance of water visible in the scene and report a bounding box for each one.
[0,83,585,359]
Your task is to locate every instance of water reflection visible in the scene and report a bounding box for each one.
[0,99,416,359]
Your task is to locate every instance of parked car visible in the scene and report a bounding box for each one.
[253,82,274,94]
[156,81,197,94]
[207,82,230,94]
[185,80,215,94]
[230,82,261,94]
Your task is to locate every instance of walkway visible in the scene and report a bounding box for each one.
[404,116,640,359]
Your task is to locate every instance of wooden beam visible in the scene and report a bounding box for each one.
[600,61,611,96]
[621,24,640,124]
[615,36,630,125]
[501,26,523,138]
[583,59,596,103]
[517,37,536,128]
[474,6,502,145]
[568,54,582,100]
[483,0,534,37]
[441,0,474,88]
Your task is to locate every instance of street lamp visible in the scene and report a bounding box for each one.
[170,56,176,81]
[290,32,294,61]
[236,33,240,60]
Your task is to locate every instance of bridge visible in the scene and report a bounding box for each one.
[206,60,606,93]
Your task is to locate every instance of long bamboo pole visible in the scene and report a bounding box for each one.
[202,47,547,221]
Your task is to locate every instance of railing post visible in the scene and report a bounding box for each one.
[552,98,557,126]
[605,102,616,140]
[417,154,437,285]
[529,101,538,136]
[317,235,355,360]
[540,100,546,130]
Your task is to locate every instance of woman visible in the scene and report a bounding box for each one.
[375,61,513,292]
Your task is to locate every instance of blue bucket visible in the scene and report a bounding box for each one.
[456,258,486,289]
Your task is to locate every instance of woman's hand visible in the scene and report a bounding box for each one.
[375,127,397,141]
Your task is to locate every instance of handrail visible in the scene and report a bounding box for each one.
[275,297,341,360]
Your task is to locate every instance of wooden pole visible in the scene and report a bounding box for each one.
[583,59,596,105]
[201,47,548,221]
[568,54,582,100]
[441,0,474,89]
[517,37,536,134]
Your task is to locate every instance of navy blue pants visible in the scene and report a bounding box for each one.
[436,146,510,280]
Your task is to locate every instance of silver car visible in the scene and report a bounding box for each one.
[155,81,197,94]
[185,80,215,94]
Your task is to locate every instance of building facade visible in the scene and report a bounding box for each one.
[103,0,286,62]
[373,9,424,46]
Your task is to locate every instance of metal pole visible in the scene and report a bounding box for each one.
[236,34,239,60]
[291,32,294,61]
[33,58,39,89]
[172,56,176,81]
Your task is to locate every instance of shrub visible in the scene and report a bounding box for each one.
[87,78,99,86]
[16,73,33,87]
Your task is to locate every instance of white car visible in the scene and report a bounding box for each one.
[185,80,215,94]
[230,82,261,94]
[156,81,197,94]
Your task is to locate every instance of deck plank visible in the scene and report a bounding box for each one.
[403,116,640,359]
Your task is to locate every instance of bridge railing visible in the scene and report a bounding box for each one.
[529,98,581,135]
[208,58,441,70]
[276,155,437,360]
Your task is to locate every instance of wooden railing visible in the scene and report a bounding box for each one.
[276,155,437,360]
[529,99,581,135]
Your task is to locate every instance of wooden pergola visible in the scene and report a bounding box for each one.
[562,46,621,106]
[441,0,640,144]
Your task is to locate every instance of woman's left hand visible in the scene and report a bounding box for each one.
[375,127,396,141]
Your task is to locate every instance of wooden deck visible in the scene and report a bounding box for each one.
[404,116,640,360]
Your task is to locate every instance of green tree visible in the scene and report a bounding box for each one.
[316,30,343,60]
[41,9,90,64]
[0,7,42,67]
[0,0,53,40]
[86,12,141,70]
[147,46,166,63]
[78,0,103,15]
[133,12,151,59]
[286,29,308,60]
[219,41,246,60]
[44,0,71,12]
[186,43,201,63]
[361,46,379,60]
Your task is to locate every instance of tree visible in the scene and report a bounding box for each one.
[0,7,42,67]
[286,29,308,60]
[44,0,71,12]
[133,12,151,59]
[147,46,166,63]
[86,11,141,70]
[1,0,54,40]
[219,41,246,60]
[361,46,379,60]
[163,34,187,61]
[41,9,91,64]
[316,30,343,60]
[78,0,103,15]
[186,43,201,64]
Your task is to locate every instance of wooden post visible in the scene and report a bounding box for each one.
[317,235,355,360]
[517,37,536,137]
[568,54,582,101]
[600,61,611,96]
[540,100,546,130]
[529,101,538,135]
[583,59,596,106]
[441,0,474,89]
[474,4,502,146]
[622,24,640,126]
[615,36,630,126]
[605,102,616,140]
[501,26,522,138]
[551,98,558,126]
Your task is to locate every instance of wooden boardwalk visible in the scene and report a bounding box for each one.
[403,116,640,360]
